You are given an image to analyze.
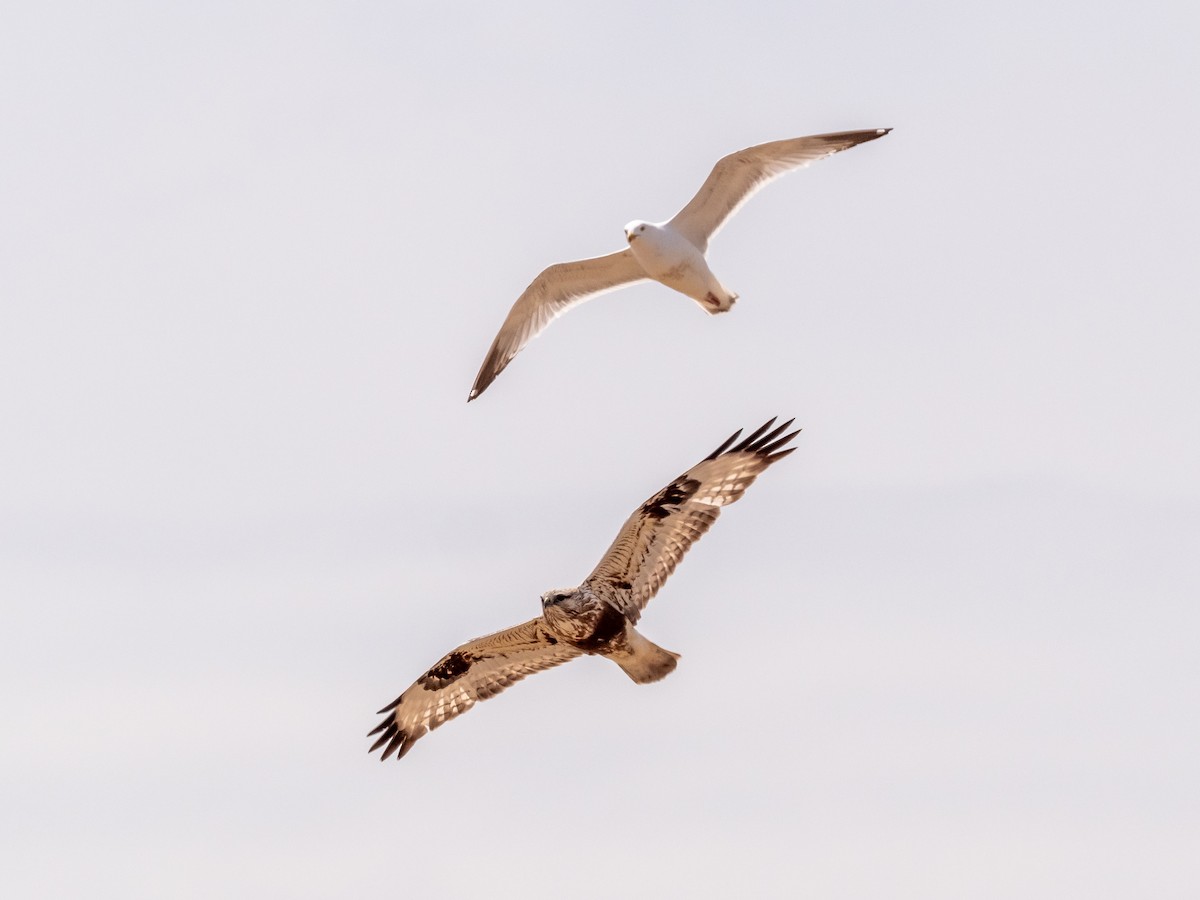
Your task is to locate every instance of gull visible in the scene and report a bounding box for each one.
[468,128,891,400]
[367,417,799,761]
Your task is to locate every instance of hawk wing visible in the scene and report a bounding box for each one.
[668,128,891,251]
[468,249,647,401]
[368,617,582,761]
[586,418,799,622]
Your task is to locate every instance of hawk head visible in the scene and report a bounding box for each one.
[541,588,574,610]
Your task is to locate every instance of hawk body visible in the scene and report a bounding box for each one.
[541,584,626,651]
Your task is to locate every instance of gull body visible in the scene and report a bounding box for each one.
[624,220,738,313]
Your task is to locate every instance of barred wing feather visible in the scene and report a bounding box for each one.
[368,617,582,761]
[587,418,799,621]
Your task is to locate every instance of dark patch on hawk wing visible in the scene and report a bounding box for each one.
[641,478,701,520]
[368,617,582,761]
[667,128,892,251]
[585,418,800,622]
[417,650,472,690]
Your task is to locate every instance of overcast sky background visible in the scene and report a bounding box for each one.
[2,1,1198,897]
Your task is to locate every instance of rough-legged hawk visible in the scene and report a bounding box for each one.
[368,418,799,761]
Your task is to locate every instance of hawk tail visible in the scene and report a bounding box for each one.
[610,629,680,684]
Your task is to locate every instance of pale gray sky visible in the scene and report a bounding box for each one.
[2,1,1198,897]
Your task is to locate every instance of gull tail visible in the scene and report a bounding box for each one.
[698,289,738,316]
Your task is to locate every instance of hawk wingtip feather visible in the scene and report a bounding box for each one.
[752,417,795,450]
[369,722,397,753]
[761,428,802,456]
[767,446,798,463]
[708,418,802,460]
[380,728,410,761]
[707,428,743,459]
[731,417,778,453]
[376,694,404,715]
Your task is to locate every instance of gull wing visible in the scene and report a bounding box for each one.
[668,128,891,251]
[469,249,646,401]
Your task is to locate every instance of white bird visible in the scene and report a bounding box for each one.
[368,417,799,761]
[468,128,891,401]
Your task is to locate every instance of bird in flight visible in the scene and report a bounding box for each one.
[468,128,891,401]
[368,417,800,761]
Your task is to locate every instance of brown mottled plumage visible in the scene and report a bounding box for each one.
[368,418,799,761]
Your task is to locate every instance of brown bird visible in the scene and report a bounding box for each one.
[369,417,800,761]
